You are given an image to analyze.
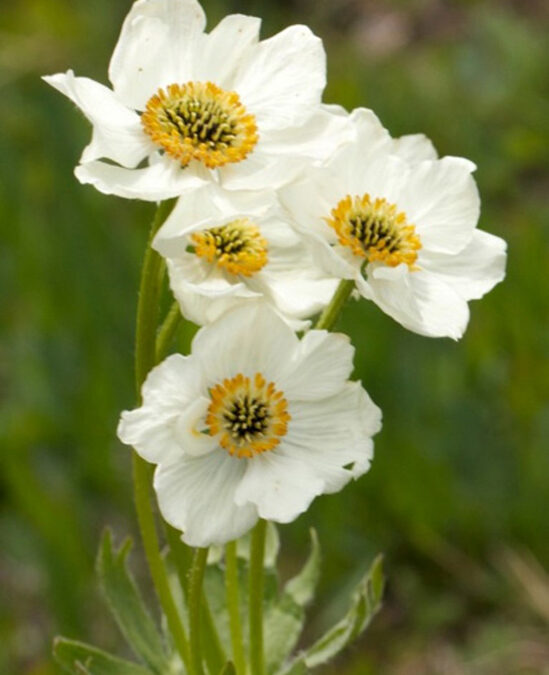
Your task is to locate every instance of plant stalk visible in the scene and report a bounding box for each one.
[249,519,267,675]
[226,541,246,675]
[156,300,182,362]
[189,547,209,675]
[314,279,355,331]
[132,200,192,673]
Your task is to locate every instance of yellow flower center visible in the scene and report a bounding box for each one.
[141,81,258,168]
[327,194,422,269]
[206,373,290,459]
[191,218,268,277]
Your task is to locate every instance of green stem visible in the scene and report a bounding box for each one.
[166,527,226,675]
[249,519,267,675]
[156,301,182,362]
[226,541,246,675]
[132,456,191,671]
[132,200,192,673]
[189,547,209,675]
[165,524,194,597]
[135,200,174,392]
[200,594,226,675]
[314,279,355,331]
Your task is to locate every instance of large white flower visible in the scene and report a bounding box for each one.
[117,304,381,547]
[43,0,350,200]
[153,185,338,328]
[281,109,507,339]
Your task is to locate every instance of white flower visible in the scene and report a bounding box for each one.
[281,109,507,339]
[153,185,338,329]
[117,304,381,547]
[43,0,350,201]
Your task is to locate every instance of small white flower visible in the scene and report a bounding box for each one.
[117,304,381,547]
[43,0,350,201]
[281,109,507,339]
[153,185,338,328]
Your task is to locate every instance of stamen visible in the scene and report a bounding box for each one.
[327,194,421,269]
[141,81,258,168]
[206,372,290,458]
[191,218,268,277]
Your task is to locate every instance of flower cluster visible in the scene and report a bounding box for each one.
[46,0,506,547]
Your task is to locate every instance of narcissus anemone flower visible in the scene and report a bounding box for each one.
[153,186,338,328]
[43,0,349,200]
[117,304,381,547]
[281,109,507,339]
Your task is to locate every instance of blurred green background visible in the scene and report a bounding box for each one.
[2,0,548,672]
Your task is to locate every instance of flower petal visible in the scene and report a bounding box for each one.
[391,133,438,162]
[235,25,325,130]
[166,259,260,326]
[154,451,257,546]
[75,158,206,201]
[43,71,150,167]
[283,383,381,490]
[324,108,393,191]
[234,383,381,521]
[421,229,507,300]
[140,353,204,403]
[173,396,218,457]
[108,0,206,109]
[259,105,355,161]
[264,276,338,320]
[196,14,261,86]
[219,149,305,191]
[117,354,205,464]
[360,269,470,339]
[191,303,298,386]
[396,157,480,254]
[234,452,325,523]
[118,406,184,464]
[280,330,355,400]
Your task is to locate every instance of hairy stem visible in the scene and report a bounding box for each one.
[155,300,182,362]
[132,200,192,672]
[249,519,267,675]
[226,541,246,675]
[166,526,226,675]
[314,279,355,331]
[189,547,209,675]
[134,200,173,392]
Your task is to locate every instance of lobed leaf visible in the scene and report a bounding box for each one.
[96,529,171,674]
[284,529,321,607]
[53,637,154,675]
[278,662,309,675]
[281,555,384,672]
[265,530,320,674]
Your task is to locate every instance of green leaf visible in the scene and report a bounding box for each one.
[265,594,304,674]
[53,637,154,675]
[279,663,309,675]
[218,662,236,675]
[284,529,321,607]
[283,555,384,672]
[96,530,171,674]
[264,531,320,674]
[202,562,233,654]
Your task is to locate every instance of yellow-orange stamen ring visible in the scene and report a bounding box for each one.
[141,81,258,168]
[206,372,290,459]
[326,194,422,269]
[191,218,268,277]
